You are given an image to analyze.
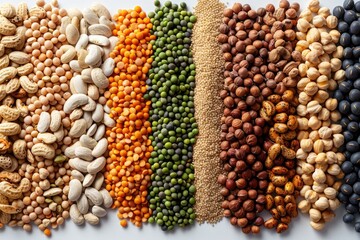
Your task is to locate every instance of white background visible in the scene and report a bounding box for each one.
[1,0,359,240]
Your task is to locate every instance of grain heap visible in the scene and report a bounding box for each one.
[192,0,225,224]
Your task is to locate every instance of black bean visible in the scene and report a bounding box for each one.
[343,59,354,69]
[344,0,355,10]
[340,81,354,93]
[344,10,358,23]
[355,222,360,232]
[350,20,360,34]
[347,141,360,152]
[343,213,355,223]
[334,90,345,100]
[346,66,360,80]
[339,192,349,203]
[341,161,354,174]
[344,131,355,142]
[353,182,360,194]
[353,46,360,58]
[350,152,360,165]
[341,33,352,47]
[348,121,360,132]
[356,1,360,12]
[346,203,358,213]
[345,172,358,185]
[349,193,360,204]
[357,135,360,145]
[351,102,360,115]
[334,6,346,18]
[341,117,350,128]
[339,100,351,114]
[348,113,360,121]
[344,47,354,59]
[352,34,360,46]
[341,183,354,195]
[354,79,360,89]
[339,21,350,33]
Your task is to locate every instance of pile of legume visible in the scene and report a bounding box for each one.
[104,6,154,228]
[295,0,345,231]
[0,1,32,232]
[260,1,303,233]
[61,3,115,226]
[218,3,269,234]
[335,0,360,233]
[191,0,225,224]
[19,0,72,235]
[146,0,198,231]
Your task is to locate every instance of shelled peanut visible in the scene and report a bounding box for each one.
[61,3,115,226]
[295,0,345,231]
[18,0,72,234]
[104,6,153,227]
[259,1,304,233]
[0,2,34,231]
[218,3,270,234]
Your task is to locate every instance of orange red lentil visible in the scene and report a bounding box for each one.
[104,6,155,227]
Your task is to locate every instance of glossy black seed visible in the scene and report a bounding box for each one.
[354,79,360,90]
[348,113,360,121]
[349,193,360,205]
[344,131,355,142]
[340,81,354,93]
[346,141,360,152]
[343,162,354,176]
[344,10,358,23]
[345,172,358,185]
[339,100,351,114]
[351,102,360,115]
[350,152,360,165]
[341,183,354,195]
[353,182,360,194]
[348,121,359,132]
[346,203,358,213]
[352,34,360,45]
[350,21,360,34]
[344,0,355,10]
[343,213,355,223]
[344,47,354,59]
[334,90,345,100]
[338,192,349,203]
[354,46,360,58]
[343,59,354,69]
[341,32,352,47]
[346,66,360,80]
[349,89,360,101]
[355,222,360,232]
[339,21,350,33]
[334,6,346,18]
[341,117,350,128]
[356,1,360,11]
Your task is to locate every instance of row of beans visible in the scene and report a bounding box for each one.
[1,0,360,236]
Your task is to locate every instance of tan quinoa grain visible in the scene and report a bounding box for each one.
[192,0,225,224]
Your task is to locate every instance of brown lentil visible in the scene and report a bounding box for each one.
[192,0,225,224]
